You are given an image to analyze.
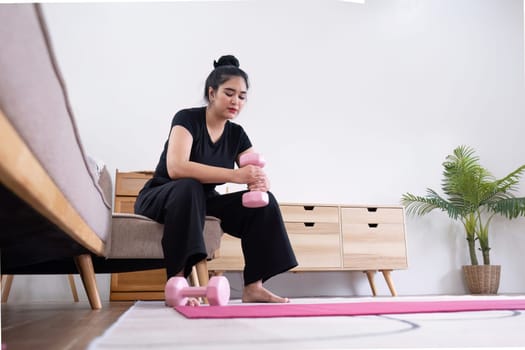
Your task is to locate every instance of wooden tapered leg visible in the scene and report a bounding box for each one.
[68,274,79,302]
[195,260,210,287]
[189,265,204,303]
[189,266,200,287]
[381,270,397,296]
[74,254,102,309]
[195,260,210,304]
[1,275,14,303]
[364,270,377,296]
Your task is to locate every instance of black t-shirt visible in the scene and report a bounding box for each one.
[152,106,252,192]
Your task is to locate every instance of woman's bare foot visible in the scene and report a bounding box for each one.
[185,297,200,307]
[242,280,290,303]
[164,297,200,307]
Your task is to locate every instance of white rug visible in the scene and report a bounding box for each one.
[89,295,525,350]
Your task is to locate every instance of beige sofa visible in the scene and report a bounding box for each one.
[0,4,222,309]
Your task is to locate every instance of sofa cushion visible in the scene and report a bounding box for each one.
[108,214,223,259]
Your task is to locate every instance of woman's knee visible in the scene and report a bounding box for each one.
[266,191,281,210]
[175,178,203,191]
[166,178,205,203]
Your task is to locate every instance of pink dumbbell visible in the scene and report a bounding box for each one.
[239,153,269,208]
[165,276,230,306]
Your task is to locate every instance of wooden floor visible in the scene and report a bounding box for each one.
[1,301,134,350]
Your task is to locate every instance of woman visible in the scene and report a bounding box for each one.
[135,55,297,306]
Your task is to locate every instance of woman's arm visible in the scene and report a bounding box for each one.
[166,126,263,185]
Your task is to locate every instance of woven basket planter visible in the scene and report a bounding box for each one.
[462,265,501,295]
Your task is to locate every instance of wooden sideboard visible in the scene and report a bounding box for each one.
[207,203,408,296]
[110,171,408,300]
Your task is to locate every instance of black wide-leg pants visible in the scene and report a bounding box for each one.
[134,178,298,285]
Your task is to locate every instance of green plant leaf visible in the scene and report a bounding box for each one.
[400,145,525,265]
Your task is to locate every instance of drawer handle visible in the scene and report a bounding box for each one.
[368,223,378,228]
[367,208,378,212]
[304,222,315,227]
[304,206,314,211]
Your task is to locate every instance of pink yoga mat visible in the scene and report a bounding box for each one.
[175,299,525,319]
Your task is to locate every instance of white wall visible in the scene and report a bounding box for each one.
[6,0,525,303]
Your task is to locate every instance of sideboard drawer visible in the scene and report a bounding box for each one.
[289,232,341,269]
[285,222,339,235]
[342,223,405,241]
[115,171,153,197]
[111,268,166,292]
[280,204,339,223]
[341,207,404,224]
[114,196,136,213]
[282,207,341,269]
[342,223,407,270]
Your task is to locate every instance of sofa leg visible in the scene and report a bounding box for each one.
[68,274,80,302]
[196,259,210,287]
[189,266,200,287]
[74,254,102,310]
[195,260,210,304]
[1,275,14,303]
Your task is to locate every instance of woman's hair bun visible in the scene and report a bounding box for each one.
[213,55,240,68]
[205,54,249,101]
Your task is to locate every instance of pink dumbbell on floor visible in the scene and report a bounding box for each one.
[239,153,269,208]
[165,276,230,306]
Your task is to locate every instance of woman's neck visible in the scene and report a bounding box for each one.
[205,106,226,143]
[206,106,228,126]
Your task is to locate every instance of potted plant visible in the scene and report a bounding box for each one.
[401,145,525,294]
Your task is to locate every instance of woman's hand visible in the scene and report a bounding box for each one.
[233,164,270,192]
[248,172,270,192]
[233,164,264,184]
